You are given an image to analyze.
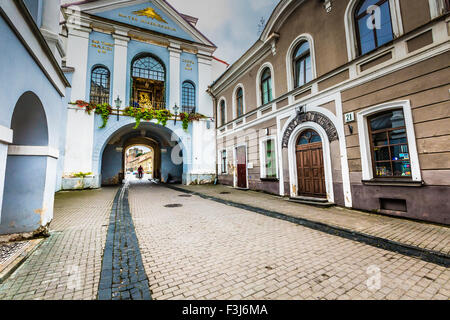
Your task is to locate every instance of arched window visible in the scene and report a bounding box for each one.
[355,0,394,55]
[132,55,165,81]
[131,55,166,109]
[261,68,272,105]
[90,66,110,105]
[293,41,311,88]
[297,130,322,145]
[182,81,196,113]
[236,87,244,117]
[220,100,226,126]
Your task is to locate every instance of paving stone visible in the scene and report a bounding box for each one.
[128,184,450,300]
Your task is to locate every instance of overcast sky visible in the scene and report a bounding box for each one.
[169,0,278,64]
[62,0,279,64]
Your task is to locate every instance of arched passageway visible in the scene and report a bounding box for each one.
[100,122,185,186]
[0,92,52,235]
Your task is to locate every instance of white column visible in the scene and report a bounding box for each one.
[197,53,213,117]
[63,24,95,175]
[40,0,64,65]
[168,43,181,112]
[0,125,13,223]
[112,31,130,107]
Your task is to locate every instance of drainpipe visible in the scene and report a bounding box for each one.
[207,86,219,181]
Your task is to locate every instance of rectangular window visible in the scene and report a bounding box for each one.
[263,139,277,179]
[368,109,411,178]
[221,150,227,174]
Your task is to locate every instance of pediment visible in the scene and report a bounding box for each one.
[65,0,215,47]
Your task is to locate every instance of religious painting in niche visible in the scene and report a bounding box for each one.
[131,55,166,110]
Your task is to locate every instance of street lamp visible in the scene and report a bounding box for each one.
[173,104,179,125]
[115,95,122,121]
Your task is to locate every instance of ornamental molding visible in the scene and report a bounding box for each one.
[282,111,338,148]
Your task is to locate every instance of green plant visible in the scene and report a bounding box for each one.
[179,112,190,131]
[155,109,172,127]
[179,112,207,131]
[72,172,93,178]
[95,103,113,129]
[71,101,206,131]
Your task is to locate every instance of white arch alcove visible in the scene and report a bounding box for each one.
[287,121,334,203]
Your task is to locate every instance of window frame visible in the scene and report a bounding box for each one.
[285,34,316,92]
[354,0,394,56]
[260,67,273,106]
[367,109,411,179]
[89,65,111,105]
[259,136,279,180]
[344,0,403,61]
[256,63,276,107]
[357,100,421,182]
[181,81,196,113]
[293,41,312,88]
[220,149,228,174]
[219,99,226,127]
[233,85,245,119]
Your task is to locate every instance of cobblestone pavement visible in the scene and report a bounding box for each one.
[98,184,151,300]
[0,182,449,300]
[174,185,450,255]
[0,188,117,300]
[129,183,450,300]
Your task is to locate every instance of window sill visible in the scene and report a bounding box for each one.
[362,179,424,187]
[260,178,279,182]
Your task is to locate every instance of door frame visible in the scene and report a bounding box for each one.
[288,122,334,203]
[233,143,248,189]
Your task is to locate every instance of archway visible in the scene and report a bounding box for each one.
[295,129,326,198]
[99,122,185,186]
[0,92,51,235]
[124,144,156,181]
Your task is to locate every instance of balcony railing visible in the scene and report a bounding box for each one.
[131,100,167,110]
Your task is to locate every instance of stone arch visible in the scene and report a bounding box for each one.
[92,118,190,187]
[282,111,338,148]
[1,92,53,235]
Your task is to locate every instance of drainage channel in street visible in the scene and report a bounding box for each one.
[97,183,151,300]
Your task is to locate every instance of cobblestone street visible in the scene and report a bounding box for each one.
[0,181,449,300]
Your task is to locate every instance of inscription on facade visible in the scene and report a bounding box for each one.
[282,112,338,148]
[91,40,114,55]
[183,59,195,71]
[118,11,176,32]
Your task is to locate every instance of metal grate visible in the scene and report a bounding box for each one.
[182,81,196,113]
[132,56,165,81]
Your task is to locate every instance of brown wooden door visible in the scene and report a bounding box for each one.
[296,141,326,198]
[236,146,247,189]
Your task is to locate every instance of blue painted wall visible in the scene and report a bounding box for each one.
[0,156,47,234]
[161,146,183,182]
[86,31,115,104]
[0,16,64,148]
[101,143,123,185]
[0,15,67,233]
[93,1,195,42]
[180,52,199,109]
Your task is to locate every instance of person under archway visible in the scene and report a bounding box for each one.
[138,165,144,179]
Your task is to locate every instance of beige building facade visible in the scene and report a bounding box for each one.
[210,0,450,225]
